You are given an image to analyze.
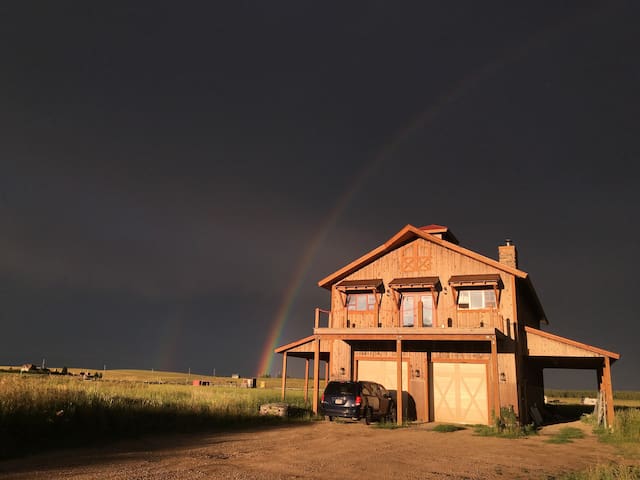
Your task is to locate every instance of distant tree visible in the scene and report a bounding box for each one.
[61,366,68,375]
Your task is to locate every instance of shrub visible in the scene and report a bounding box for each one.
[474,407,536,438]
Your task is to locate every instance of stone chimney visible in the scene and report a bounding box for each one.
[498,239,518,269]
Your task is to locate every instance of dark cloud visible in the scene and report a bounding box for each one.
[1,2,638,388]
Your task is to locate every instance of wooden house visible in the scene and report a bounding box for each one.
[276,224,620,426]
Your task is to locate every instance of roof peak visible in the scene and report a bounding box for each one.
[417,224,458,244]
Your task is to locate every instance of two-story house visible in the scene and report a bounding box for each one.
[275,224,619,426]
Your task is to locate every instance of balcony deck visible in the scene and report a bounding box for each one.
[313,326,501,341]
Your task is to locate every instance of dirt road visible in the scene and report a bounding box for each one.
[0,420,626,480]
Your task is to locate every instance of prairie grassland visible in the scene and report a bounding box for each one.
[592,407,640,458]
[0,372,311,459]
[545,389,640,408]
[559,407,640,480]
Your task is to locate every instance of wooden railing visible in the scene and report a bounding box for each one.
[316,307,507,334]
[314,308,332,328]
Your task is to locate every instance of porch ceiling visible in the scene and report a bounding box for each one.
[527,356,607,369]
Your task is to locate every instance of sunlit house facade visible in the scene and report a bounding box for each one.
[276,224,619,425]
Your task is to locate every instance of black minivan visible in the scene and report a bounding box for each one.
[320,380,396,424]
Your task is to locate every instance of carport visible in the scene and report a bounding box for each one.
[524,326,620,427]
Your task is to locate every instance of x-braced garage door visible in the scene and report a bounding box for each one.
[433,362,489,425]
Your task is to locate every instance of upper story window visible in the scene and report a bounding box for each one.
[347,293,376,311]
[449,274,502,310]
[401,293,433,327]
[457,289,497,310]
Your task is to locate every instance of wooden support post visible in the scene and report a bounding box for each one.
[603,356,615,429]
[490,336,500,421]
[392,290,401,327]
[396,338,403,425]
[304,358,310,404]
[313,338,320,415]
[315,308,320,329]
[325,361,329,386]
[431,290,438,327]
[374,288,379,328]
[417,299,423,327]
[281,352,288,401]
[424,352,430,422]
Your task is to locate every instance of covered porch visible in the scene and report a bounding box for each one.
[276,329,508,425]
[274,336,330,410]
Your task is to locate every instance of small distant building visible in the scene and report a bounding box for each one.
[20,364,37,373]
[242,378,257,388]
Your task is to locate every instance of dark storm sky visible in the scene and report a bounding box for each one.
[1,2,638,390]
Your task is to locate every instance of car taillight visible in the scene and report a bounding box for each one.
[321,393,325,402]
[355,395,362,406]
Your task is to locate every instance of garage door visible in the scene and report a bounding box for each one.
[357,360,408,391]
[433,362,488,425]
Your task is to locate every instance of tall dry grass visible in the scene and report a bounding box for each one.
[0,373,310,458]
[564,407,640,479]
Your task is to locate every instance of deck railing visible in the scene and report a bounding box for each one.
[315,307,506,333]
[314,308,331,328]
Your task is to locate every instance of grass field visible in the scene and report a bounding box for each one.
[2,367,639,476]
[545,388,640,408]
[0,368,311,459]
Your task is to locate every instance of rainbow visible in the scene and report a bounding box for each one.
[254,178,370,377]
[255,33,553,376]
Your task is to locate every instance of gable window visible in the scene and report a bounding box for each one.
[347,293,376,311]
[457,289,496,310]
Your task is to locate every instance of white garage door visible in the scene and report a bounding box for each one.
[357,360,408,391]
[433,362,488,425]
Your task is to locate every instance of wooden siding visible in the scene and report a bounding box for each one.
[329,339,351,380]
[498,353,518,414]
[329,238,516,336]
[527,332,601,358]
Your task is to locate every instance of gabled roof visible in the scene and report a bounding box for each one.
[318,224,548,324]
[318,224,527,288]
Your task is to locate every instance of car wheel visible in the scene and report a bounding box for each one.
[386,404,397,423]
[324,415,333,422]
[362,407,372,425]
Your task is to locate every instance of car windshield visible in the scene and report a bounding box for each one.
[324,382,357,395]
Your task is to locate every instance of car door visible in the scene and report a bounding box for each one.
[361,382,379,412]
[375,383,391,414]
